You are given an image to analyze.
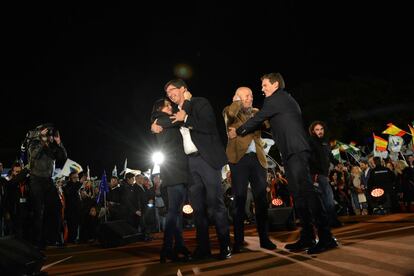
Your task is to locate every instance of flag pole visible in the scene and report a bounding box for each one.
[347,151,361,165]
[399,152,408,163]
[104,192,107,222]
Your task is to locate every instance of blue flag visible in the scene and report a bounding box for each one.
[96,171,109,204]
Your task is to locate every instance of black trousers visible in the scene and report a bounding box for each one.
[163,183,186,250]
[284,151,332,241]
[29,175,55,248]
[317,175,341,226]
[189,155,230,252]
[229,153,269,246]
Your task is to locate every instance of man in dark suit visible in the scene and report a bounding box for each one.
[166,79,231,260]
[228,73,337,254]
[223,87,276,253]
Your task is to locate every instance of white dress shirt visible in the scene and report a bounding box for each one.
[178,105,199,155]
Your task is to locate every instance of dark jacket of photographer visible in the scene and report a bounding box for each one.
[28,139,67,178]
[309,135,338,177]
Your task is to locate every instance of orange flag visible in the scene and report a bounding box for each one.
[373,133,388,151]
[382,123,407,136]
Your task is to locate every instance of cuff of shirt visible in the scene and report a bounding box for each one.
[184,115,188,123]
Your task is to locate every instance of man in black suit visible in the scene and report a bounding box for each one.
[228,73,337,254]
[165,79,231,260]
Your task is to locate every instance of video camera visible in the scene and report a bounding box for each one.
[21,123,58,152]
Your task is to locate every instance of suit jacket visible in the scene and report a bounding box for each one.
[182,97,227,170]
[361,168,371,188]
[236,89,310,162]
[223,101,267,168]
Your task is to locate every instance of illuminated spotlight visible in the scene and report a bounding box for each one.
[272,198,283,206]
[371,188,384,198]
[174,63,193,79]
[183,204,193,214]
[152,152,164,165]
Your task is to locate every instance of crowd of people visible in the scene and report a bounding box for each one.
[1,72,414,264]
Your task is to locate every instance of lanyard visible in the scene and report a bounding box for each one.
[19,182,25,198]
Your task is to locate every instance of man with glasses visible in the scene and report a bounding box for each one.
[152,79,231,260]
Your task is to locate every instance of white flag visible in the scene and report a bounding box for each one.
[87,165,90,180]
[61,159,83,177]
[123,168,141,176]
[388,135,404,153]
[261,138,275,155]
[120,158,128,175]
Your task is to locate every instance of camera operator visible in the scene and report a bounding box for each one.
[28,125,67,250]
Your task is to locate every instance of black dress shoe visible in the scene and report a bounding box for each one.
[191,248,212,261]
[285,239,316,252]
[160,248,178,263]
[218,246,232,260]
[232,244,247,254]
[175,246,192,261]
[306,238,338,254]
[260,239,277,250]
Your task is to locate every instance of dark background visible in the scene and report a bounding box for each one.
[1,3,413,175]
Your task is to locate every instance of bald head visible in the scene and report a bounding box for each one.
[235,87,253,108]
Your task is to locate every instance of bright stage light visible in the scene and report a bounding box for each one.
[183,204,193,214]
[272,198,284,206]
[371,188,384,198]
[152,152,164,165]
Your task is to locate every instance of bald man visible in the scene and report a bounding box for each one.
[223,87,276,253]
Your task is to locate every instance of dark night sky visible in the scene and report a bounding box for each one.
[1,3,413,175]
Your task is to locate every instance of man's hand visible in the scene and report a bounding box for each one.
[40,128,48,136]
[171,110,187,123]
[40,129,50,145]
[233,94,241,102]
[151,119,163,134]
[228,127,237,139]
[184,91,192,101]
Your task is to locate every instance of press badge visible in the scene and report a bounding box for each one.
[19,198,27,203]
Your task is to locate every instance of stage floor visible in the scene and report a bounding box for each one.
[42,213,414,275]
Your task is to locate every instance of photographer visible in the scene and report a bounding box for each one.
[28,125,67,250]
[5,163,31,241]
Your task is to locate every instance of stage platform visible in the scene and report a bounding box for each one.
[42,213,414,275]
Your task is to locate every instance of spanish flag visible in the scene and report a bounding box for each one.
[373,133,388,152]
[382,123,407,136]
